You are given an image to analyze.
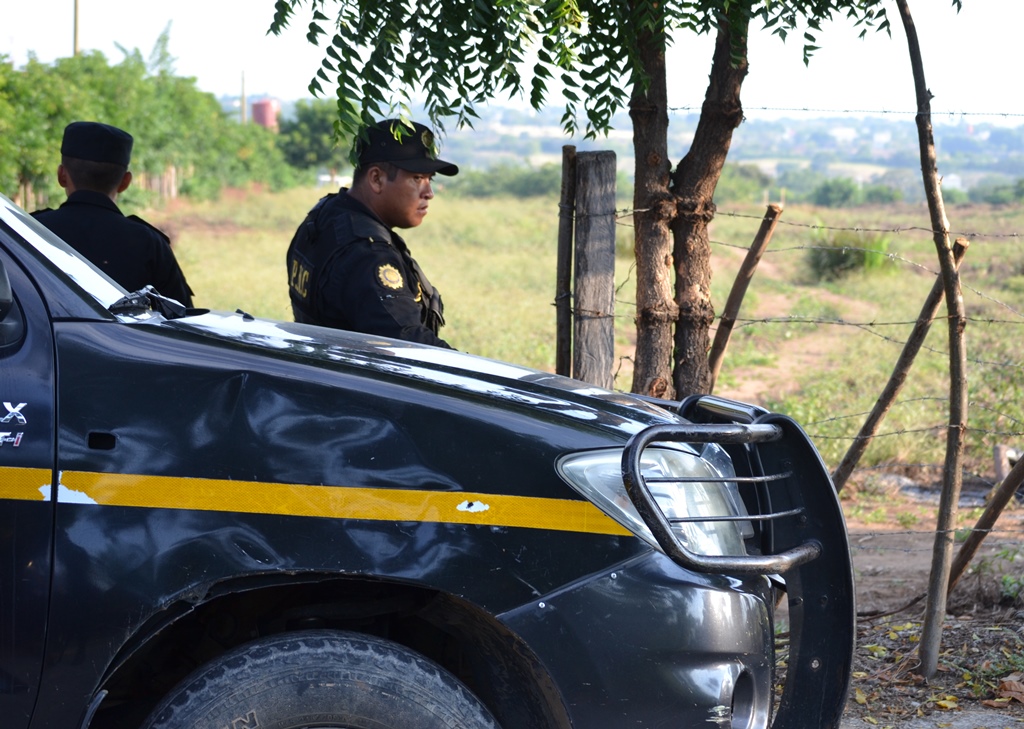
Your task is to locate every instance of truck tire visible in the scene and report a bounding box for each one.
[142,630,501,729]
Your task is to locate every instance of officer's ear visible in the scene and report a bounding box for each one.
[365,165,388,194]
[57,165,71,191]
[116,170,133,194]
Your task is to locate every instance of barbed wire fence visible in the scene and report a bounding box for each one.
[554,99,1024,616]
[598,200,1024,617]
[667,103,1024,121]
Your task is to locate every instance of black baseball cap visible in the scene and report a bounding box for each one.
[61,121,134,167]
[356,119,458,176]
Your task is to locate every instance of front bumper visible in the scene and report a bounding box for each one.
[501,395,856,728]
[500,550,777,728]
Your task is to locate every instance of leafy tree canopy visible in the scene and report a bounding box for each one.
[278,98,353,171]
[269,0,895,149]
[0,31,297,204]
[810,176,858,207]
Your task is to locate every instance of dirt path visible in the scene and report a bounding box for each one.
[713,287,874,405]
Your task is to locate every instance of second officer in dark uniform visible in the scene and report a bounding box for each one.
[33,121,194,307]
[286,118,457,348]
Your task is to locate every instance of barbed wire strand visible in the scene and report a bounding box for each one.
[666,104,1024,119]
[616,206,1024,241]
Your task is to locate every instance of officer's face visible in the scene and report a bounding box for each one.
[379,169,435,229]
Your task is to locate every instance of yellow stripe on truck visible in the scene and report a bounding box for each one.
[0,468,52,501]
[51,470,633,537]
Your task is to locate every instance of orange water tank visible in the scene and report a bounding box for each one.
[252,99,280,131]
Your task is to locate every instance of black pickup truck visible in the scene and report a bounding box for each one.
[0,192,854,729]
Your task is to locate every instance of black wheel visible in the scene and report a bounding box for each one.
[142,630,501,729]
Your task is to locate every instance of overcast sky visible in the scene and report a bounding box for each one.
[3,1,1020,125]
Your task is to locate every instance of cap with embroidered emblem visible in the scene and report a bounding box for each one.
[60,121,134,167]
[357,119,458,176]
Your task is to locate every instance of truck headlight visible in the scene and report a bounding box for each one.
[556,444,752,557]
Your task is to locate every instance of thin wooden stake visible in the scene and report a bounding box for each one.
[832,238,968,491]
[707,203,782,393]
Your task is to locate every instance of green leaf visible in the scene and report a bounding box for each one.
[269,0,294,35]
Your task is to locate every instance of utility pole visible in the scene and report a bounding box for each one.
[73,0,80,56]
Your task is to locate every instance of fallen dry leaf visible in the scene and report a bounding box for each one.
[995,678,1024,705]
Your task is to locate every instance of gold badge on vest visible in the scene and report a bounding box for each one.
[377,264,403,290]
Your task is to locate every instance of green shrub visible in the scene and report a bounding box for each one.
[968,175,1022,205]
[445,163,562,198]
[810,178,859,207]
[775,164,827,202]
[941,187,969,205]
[862,184,902,204]
[713,163,772,204]
[806,228,893,282]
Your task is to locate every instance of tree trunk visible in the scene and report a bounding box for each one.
[669,16,748,397]
[629,15,677,399]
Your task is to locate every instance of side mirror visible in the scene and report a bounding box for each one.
[0,258,25,350]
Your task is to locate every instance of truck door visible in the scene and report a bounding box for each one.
[0,249,55,729]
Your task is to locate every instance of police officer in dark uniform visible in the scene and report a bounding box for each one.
[286,118,457,348]
[33,121,194,307]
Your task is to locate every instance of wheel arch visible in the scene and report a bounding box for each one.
[88,572,571,729]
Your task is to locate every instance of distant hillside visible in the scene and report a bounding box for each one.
[219,96,1024,194]
[436,106,1024,197]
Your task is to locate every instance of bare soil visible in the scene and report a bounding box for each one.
[839,509,1024,728]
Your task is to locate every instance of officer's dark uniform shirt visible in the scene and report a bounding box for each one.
[33,190,194,307]
[286,190,450,348]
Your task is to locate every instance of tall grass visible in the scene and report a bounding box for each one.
[701,201,1024,475]
[153,187,323,323]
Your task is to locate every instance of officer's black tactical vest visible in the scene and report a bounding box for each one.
[286,193,444,335]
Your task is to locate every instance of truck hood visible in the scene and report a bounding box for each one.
[164,310,683,438]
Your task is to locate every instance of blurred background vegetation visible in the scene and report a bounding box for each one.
[6,32,1024,212]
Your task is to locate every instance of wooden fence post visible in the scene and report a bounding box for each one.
[572,151,616,389]
[555,146,576,377]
